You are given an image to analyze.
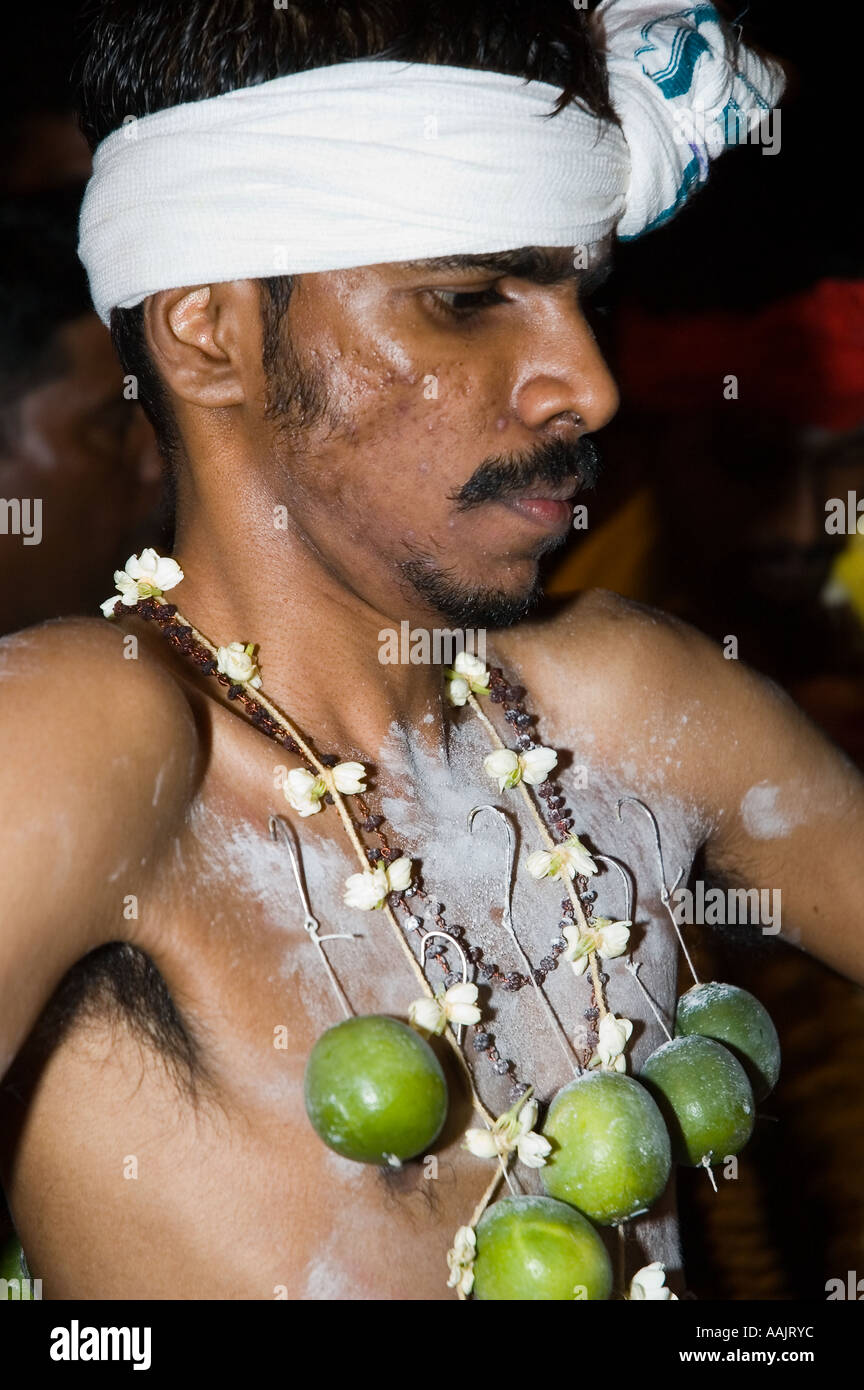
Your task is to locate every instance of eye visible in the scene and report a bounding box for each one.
[426,286,508,319]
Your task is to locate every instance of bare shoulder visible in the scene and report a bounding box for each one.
[0,615,202,892]
[0,616,204,1070]
[492,587,717,750]
[0,614,201,770]
[494,587,864,857]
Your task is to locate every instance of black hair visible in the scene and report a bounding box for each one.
[74,0,615,468]
[2,941,212,1115]
[0,185,95,448]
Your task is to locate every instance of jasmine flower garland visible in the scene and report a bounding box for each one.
[102,550,777,1303]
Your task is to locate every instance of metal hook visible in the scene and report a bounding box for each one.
[614,798,698,986]
[615,798,685,905]
[269,815,357,1019]
[592,853,635,928]
[468,805,515,933]
[469,803,581,1078]
[623,959,673,1042]
[269,816,358,943]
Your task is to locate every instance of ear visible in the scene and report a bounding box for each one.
[144,280,264,408]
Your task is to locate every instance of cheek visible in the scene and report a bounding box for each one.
[341,362,501,487]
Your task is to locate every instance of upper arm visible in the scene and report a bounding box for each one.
[0,618,200,1078]
[528,589,864,984]
[617,606,864,984]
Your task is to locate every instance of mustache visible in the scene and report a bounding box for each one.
[451,435,603,511]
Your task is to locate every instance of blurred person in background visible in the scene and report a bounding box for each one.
[626,281,864,759]
[0,186,164,636]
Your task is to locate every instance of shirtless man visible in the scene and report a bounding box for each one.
[1,0,861,1301]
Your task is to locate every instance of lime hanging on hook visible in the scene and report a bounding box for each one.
[640,1034,755,1166]
[540,1071,672,1224]
[304,1015,448,1164]
[675,981,780,1102]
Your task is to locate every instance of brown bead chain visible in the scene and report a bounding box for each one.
[122,597,599,1083]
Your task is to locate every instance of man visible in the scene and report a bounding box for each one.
[0,0,861,1301]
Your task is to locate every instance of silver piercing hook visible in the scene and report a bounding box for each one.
[624,959,673,1042]
[468,804,515,933]
[614,798,699,985]
[592,853,635,930]
[269,815,358,942]
[614,798,685,904]
[469,803,582,1078]
[269,815,357,1019]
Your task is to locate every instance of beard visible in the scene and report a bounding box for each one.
[400,539,558,629]
[399,434,603,629]
[260,276,345,439]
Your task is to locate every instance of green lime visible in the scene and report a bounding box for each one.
[675,981,780,1101]
[473,1195,612,1301]
[0,1237,34,1299]
[540,1071,671,1224]
[304,1015,448,1163]
[640,1034,755,1166]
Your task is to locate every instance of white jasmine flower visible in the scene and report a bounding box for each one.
[629,1262,678,1301]
[463,1129,501,1159]
[563,917,632,976]
[343,857,413,911]
[446,675,471,706]
[483,748,520,791]
[588,1012,633,1073]
[446,1225,476,1297]
[331,761,366,794]
[216,641,263,688]
[286,760,365,815]
[284,767,327,818]
[463,1090,550,1169]
[441,982,482,1025]
[101,548,184,615]
[526,834,598,882]
[344,865,390,910]
[409,982,482,1036]
[408,996,448,1035]
[519,746,558,784]
[483,745,558,792]
[444,650,490,705]
[517,1128,553,1169]
[453,650,490,686]
[385,855,413,892]
[508,1095,551,1167]
[123,548,183,594]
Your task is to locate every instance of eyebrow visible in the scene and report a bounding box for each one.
[397,245,613,294]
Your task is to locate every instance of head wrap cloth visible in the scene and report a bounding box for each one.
[78,1,784,326]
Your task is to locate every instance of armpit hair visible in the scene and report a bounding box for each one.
[22,941,213,1107]
[689,842,783,961]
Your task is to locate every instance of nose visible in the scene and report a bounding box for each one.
[511,296,620,437]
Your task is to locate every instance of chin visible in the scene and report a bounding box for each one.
[400,554,544,630]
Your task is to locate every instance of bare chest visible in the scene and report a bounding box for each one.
[8,720,706,1298]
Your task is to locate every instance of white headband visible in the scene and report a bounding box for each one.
[78,0,784,326]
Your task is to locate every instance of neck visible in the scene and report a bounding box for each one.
[171,506,458,766]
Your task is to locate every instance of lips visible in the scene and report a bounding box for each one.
[500,475,580,529]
